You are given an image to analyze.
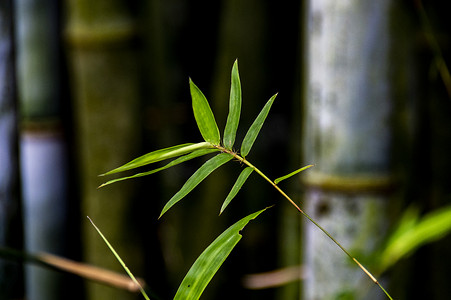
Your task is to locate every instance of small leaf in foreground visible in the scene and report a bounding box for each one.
[159,153,233,218]
[223,59,242,150]
[87,216,150,300]
[220,167,253,214]
[174,207,270,300]
[274,164,314,185]
[99,149,220,188]
[101,142,211,176]
[378,204,451,272]
[190,79,221,145]
[240,93,277,157]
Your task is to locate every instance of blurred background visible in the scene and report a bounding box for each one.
[1,0,451,299]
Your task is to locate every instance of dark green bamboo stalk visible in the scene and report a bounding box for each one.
[411,3,451,297]
[208,3,272,298]
[0,0,23,298]
[65,1,143,299]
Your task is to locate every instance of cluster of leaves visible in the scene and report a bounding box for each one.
[99,60,304,299]
[100,60,285,217]
[98,60,393,300]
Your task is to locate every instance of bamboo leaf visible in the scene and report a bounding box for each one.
[99,149,220,188]
[379,205,451,272]
[274,164,314,185]
[101,142,212,176]
[190,78,221,145]
[240,93,277,157]
[159,153,233,218]
[174,207,270,300]
[220,167,253,214]
[223,59,242,149]
[87,217,150,300]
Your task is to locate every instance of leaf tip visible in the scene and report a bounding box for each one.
[158,208,168,220]
[219,206,226,216]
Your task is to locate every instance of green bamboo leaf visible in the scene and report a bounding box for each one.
[101,142,212,176]
[240,93,277,157]
[223,59,242,149]
[190,78,221,145]
[174,207,270,300]
[220,167,253,215]
[379,204,451,272]
[99,149,220,188]
[383,206,419,248]
[87,217,150,300]
[159,153,233,218]
[274,164,314,185]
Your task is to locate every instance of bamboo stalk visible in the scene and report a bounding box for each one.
[14,0,71,299]
[301,0,415,298]
[207,3,272,298]
[65,1,143,299]
[0,0,23,298]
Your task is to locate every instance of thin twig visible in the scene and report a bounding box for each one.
[0,246,145,292]
[215,145,393,300]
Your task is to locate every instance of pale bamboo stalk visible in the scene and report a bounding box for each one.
[301,0,415,298]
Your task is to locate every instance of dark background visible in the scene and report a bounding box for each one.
[1,0,451,299]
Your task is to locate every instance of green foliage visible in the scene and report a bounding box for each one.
[274,164,314,185]
[240,93,277,158]
[223,59,242,150]
[220,167,253,215]
[100,142,212,177]
[159,153,233,218]
[99,60,281,299]
[378,204,451,272]
[99,149,219,188]
[100,60,275,214]
[189,79,221,145]
[174,208,269,300]
[99,60,393,299]
[88,217,150,300]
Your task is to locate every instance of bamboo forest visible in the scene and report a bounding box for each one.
[1,1,451,299]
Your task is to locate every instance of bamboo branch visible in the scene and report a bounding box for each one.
[214,145,393,300]
[0,247,146,292]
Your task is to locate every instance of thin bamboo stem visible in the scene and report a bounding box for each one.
[215,145,393,300]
